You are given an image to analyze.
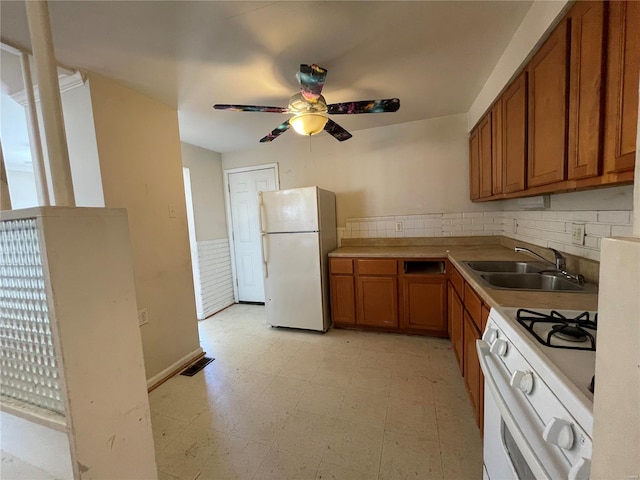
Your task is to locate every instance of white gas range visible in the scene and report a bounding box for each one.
[479,306,597,480]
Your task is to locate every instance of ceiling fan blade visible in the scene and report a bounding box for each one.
[327,98,400,115]
[324,119,352,142]
[214,104,289,114]
[296,64,328,103]
[259,120,291,143]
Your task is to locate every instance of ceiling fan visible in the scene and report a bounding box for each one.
[213,64,400,143]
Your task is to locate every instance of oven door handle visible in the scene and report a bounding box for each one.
[477,339,552,480]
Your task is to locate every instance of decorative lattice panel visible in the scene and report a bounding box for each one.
[0,218,64,414]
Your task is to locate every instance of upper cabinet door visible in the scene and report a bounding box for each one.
[502,72,528,193]
[527,20,569,187]
[491,100,503,196]
[469,129,480,200]
[479,113,493,198]
[604,0,639,174]
[568,1,606,180]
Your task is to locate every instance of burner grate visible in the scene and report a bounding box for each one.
[516,308,597,351]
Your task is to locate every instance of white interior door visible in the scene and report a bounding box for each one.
[228,168,276,302]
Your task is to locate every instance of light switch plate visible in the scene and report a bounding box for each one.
[571,224,585,245]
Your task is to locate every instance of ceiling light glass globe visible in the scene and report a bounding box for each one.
[290,113,328,136]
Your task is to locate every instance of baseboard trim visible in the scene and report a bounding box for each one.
[146,347,204,392]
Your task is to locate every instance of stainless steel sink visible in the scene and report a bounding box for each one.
[460,260,597,293]
[478,273,596,293]
[463,261,547,273]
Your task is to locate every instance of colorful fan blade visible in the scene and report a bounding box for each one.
[327,98,400,114]
[259,120,291,143]
[214,104,289,114]
[324,119,353,142]
[296,64,328,103]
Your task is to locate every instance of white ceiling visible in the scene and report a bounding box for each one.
[0,1,532,153]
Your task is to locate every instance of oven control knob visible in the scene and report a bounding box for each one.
[510,370,534,394]
[568,457,591,480]
[489,338,508,356]
[543,418,574,450]
[482,327,498,344]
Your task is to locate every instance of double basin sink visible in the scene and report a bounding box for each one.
[462,261,597,293]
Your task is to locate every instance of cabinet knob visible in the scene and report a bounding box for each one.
[568,457,591,480]
[510,370,534,394]
[489,338,508,356]
[482,327,498,344]
[543,417,574,450]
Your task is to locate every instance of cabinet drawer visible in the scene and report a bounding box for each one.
[330,258,353,275]
[464,283,483,330]
[356,259,397,276]
[450,266,465,299]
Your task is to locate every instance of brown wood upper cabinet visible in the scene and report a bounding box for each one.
[527,18,570,188]
[491,100,503,195]
[479,113,493,198]
[502,72,528,193]
[469,129,480,200]
[604,0,639,174]
[568,0,606,180]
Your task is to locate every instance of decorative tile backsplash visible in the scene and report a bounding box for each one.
[339,209,633,261]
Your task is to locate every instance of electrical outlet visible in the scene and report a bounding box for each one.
[571,224,586,246]
[395,221,403,232]
[512,219,517,233]
[168,205,177,218]
[138,307,149,326]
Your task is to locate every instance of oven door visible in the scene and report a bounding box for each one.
[477,340,569,480]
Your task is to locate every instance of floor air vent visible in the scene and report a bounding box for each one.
[180,356,214,377]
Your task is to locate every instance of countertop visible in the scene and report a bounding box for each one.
[329,245,599,311]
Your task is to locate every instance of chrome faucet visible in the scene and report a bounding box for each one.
[514,246,565,269]
[514,246,585,285]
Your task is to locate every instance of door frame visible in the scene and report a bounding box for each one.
[223,163,280,303]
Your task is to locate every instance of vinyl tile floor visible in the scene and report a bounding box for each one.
[152,304,483,480]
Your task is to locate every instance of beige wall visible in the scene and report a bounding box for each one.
[181,142,227,241]
[223,114,501,226]
[87,73,200,380]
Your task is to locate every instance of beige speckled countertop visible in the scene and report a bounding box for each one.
[329,244,599,311]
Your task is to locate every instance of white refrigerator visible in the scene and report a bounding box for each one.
[259,186,337,332]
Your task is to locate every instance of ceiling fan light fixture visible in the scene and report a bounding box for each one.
[290,113,328,136]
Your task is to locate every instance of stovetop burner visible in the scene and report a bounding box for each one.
[516,308,597,351]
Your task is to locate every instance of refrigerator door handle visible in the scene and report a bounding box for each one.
[260,233,268,278]
[258,191,266,234]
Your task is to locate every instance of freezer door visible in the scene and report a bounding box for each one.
[260,187,319,233]
[264,232,327,331]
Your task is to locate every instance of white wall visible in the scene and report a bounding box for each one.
[87,73,201,381]
[180,142,227,241]
[2,80,104,208]
[4,169,38,209]
[181,142,234,317]
[223,114,501,226]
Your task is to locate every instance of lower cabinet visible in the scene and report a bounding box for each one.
[448,283,464,373]
[356,276,398,327]
[463,311,482,427]
[400,276,447,335]
[329,275,356,325]
[329,257,447,336]
[448,264,490,433]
